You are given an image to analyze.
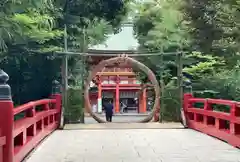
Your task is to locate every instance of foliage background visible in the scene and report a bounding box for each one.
[131,0,240,121]
[1,0,240,121]
[0,0,129,104]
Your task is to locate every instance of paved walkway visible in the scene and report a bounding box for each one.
[64,122,183,130]
[84,115,151,124]
[25,126,240,162]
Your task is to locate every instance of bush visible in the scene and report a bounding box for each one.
[161,86,181,122]
[64,87,84,123]
[191,67,240,112]
[193,68,240,101]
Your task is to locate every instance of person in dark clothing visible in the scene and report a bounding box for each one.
[103,101,114,122]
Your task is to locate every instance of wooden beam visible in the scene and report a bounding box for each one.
[102,87,142,90]
[96,72,136,76]
[101,84,141,87]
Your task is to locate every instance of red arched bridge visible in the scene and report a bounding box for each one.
[0,71,240,162]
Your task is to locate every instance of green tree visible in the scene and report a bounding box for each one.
[132,0,190,84]
[1,0,130,105]
[183,0,240,62]
[0,0,55,51]
[133,0,190,51]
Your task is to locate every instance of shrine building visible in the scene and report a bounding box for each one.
[87,24,151,114]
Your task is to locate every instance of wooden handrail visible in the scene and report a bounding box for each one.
[14,99,56,115]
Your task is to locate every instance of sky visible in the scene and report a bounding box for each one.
[90,25,139,50]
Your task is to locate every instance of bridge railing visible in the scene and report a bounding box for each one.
[0,128,6,162]
[0,70,62,162]
[184,93,240,147]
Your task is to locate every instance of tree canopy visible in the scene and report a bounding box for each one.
[1,0,240,121]
[0,0,130,104]
[131,0,240,120]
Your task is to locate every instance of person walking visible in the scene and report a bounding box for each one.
[103,100,114,122]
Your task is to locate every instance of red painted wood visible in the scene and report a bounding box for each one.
[142,88,147,113]
[0,101,14,162]
[0,147,3,162]
[14,123,58,162]
[0,93,62,162]
[13,96,61,162]
[184,94,240,148]
[0,135,6,162]
[14,99,56,115]
[115,77,120,113]
[0,136,6,147]
[115,85,120,113]
[101,84,141,87]
[139,89,147,113]
[102,87,142,90]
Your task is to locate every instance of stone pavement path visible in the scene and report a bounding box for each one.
[25,128,240,162]
[64,122,183,130]
[84,115,150,124]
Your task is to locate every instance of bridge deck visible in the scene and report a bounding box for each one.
[25,125,240,162]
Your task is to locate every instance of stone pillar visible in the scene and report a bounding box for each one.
[0,69,14,162]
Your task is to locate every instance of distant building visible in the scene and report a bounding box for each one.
[87,24,149,114]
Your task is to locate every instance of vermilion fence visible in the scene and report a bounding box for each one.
[0,69,62,162]
[14,95,61,162]
[0,95,61,162]
[184,93,240,148]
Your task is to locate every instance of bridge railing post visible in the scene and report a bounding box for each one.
[51,80,62,128]
[182,93,193,127]
[0,69,14,162]
[183,93,193,111]
[203,99,211,125]
[229,102,240,146]
[230,102,237,135]
[234,103,240,137]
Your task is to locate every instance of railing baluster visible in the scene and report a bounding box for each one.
[26,105,35,117]
[22,131,27,145]
[215,118,220,129]
[230,102,237,135]
[203,99,208,124]
[43,103,50,110]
